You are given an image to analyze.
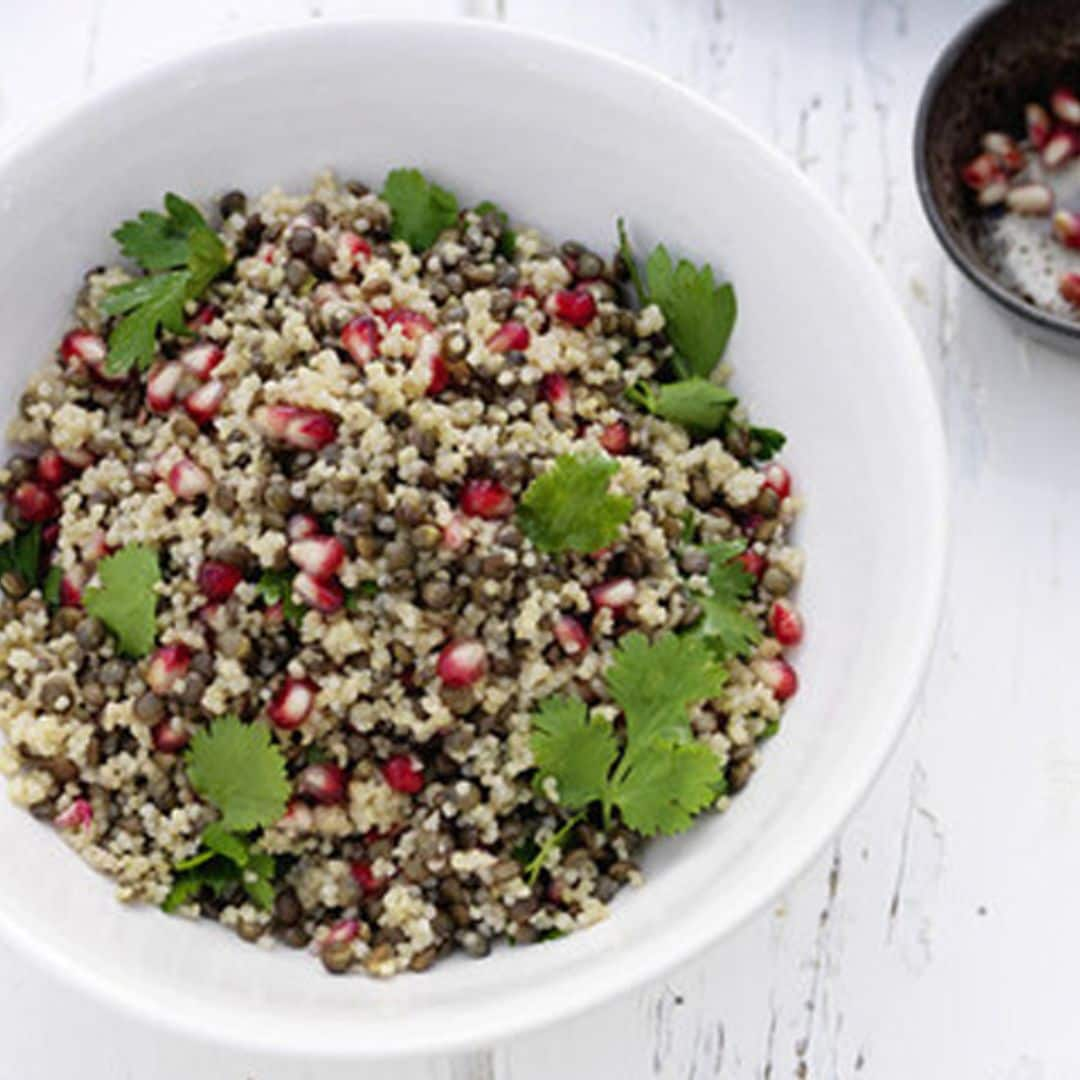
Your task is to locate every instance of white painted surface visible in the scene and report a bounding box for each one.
[0,1,1070,1077]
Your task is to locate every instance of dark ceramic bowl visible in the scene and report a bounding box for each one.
[915,0,1080,352]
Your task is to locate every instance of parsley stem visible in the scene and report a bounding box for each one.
[524,811,585,885]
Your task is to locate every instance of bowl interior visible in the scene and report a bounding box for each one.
[0,22,946,1055]
[918,0,1080,342]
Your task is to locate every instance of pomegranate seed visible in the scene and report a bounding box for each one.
[180,343,224,380]
[151,717,190,754]
[341,315,382,367]
[981,131,1026,173]
[146,644,191,696]
[553,614,589,656]
[540,372,572,415]
[459,478,513,519]
[82,529,112,562]
[342,231,373,264]
[762,463,791,499]
[1051,86,1080,126]
[42,524,60,548]
[166,458,211,500]
[58,329,106,375]
[961,152,1005,191]
[1053,209,1080,250]
[350,860,381,894]
[58,568,85,608]
[1005,183,1053,216]
[590,578,636,612]
[1043,130,1078,170]
[381,754,423,794]
[384,308,434,339]
[739,550,766,580]
[436,639,487,688]
[35,449,68,489]
[287,513,320,541]
[599,419,630,455]
[977,180,1009,208]
[265,601,285,625]
[12,482,60,523]
[1061,272,1080,308]
[512,284,537,303]
[288,535,346,580]
[59,448,94,472]
[268,676,318,730]
[254,405,338,450]
[757,657,798,701]
[146,362,183,412]
[184,379,226,424]
[293,571,344,613]
[546,288,596,328]
[187,303,218,329]
[54,798,92,829]
[324,918,359,946]
[278,799,314,832]
[1026,102,1052,149]
[197,560,244,600]
[297,762,347,805]
[768,599,804,646]
[487,321,530,353]
[441,513,469,551]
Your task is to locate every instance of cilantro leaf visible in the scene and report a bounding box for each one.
[475,200,516,258]
[256,569,304,626]
[102,270,191,376]
[185,715,290,832]
[616,218,648,305]
[529,630,727,839]
[42,565,62,608]
[749,426,787,461]
[166,823,278,913]
[684,540,762,660]
[382,168,459,253]
[606,632,726,751]
[615,740,722,836]
[103,194,229,375]
[530,697,618,810]
[82,545,160,657]
[627,378,737,437]
[517,453,633,554]
[645,245,736,379]
[0,525,42,588]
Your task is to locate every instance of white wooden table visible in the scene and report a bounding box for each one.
[2,1,1073,1076]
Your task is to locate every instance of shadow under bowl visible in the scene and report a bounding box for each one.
[915,0,1080,352]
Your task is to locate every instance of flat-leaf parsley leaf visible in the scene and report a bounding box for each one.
[0,525,42,589]
[626,377,738,437]
[644,245,737,380]
[382,168,459,253]
[103,194,229,375]
[185,714,290,832]
[683,540,762,661]
[517,453,633,554]
[529,631,726,841]
[83,545,161,658]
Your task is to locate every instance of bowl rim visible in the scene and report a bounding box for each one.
[913,0,1080,343]
[0,16,950,1057]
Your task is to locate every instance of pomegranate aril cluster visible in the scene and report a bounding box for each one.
[961,85,1080,308]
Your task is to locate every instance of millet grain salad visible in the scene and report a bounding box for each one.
[0,170,803,976]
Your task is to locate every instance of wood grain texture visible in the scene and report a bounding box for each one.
[0,1,1074,1077]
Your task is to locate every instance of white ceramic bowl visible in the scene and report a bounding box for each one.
[0,20,947,1057]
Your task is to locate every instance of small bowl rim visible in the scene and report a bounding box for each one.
[913,0,1080,343]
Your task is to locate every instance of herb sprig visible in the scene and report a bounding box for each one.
[102,194,229,375]
[530,632,727,853]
